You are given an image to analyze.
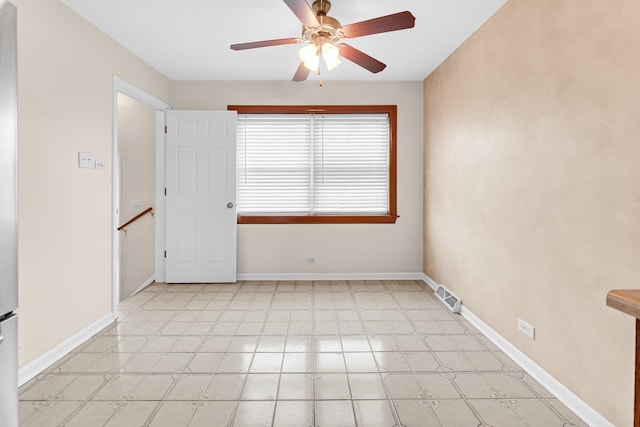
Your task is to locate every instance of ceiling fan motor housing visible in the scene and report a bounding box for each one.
[312,0,331,16]
[302,0,343,46]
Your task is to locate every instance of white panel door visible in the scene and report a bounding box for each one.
[165,110,237,283]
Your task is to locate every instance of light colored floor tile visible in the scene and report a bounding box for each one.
[273,401,314,427]
[285,336,314,353]
[233,401,275,427]
[429,400,482,427]
[413,320,467,334]
[199,336,232,352]
[340,336,371,352]
[282,353,314,373]
[257,336,287,352]
[240,374,280,400]
[315,373,351,400]
[19,401,82,427]
[404,351,440,372]
[188,353,224,373]
[425,334,485,351]
[288,321,313,335]
[344,352,378,373]
[227,336,259,352]
[353,400,397,426]
[203,374,245,400]
[80,336,147,353]
[190,401,236,427]
[348,374,387,399]
[338,321,364,334]
[522,373,555,398]
[18,281,586,427]
[141,336,199,353]
[91,375,144,401]
[104,401,159,427]
[406,308,457,321]
[250,352,284,373]
[290,311,313,322]
[59,352,133,373]
[167,375,211,400]
[315,321,341,335]
[368,336,398,352]
[124,352,193,373]
[148,401,198,427]
[128,375,174,400]
[383,373,423,399]
[436,351,503,372]
[454,372,535,399]
[393,400,442,426]
[316,353,346,373]
[236,321,264,335]
[215,352,253,373]
[278,374,314,400]
[66,401,157,427]
[470,399,570,427]
[414,373,461,399]
[373,352,411,372]
[315,400,356,427]
[394,335,429,352]
[546,399,590,427]
[316,336,343,352]
[20,375,105,401]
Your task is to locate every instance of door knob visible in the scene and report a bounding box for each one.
[227,202,234,209]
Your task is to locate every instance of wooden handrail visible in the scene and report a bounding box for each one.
[607,289,640,427]
[118,207,154,234]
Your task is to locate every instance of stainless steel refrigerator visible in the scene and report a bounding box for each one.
[0,1,18,426]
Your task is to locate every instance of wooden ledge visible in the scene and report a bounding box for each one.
[607,290,640,319]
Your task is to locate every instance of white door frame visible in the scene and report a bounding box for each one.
[111,76,171,314]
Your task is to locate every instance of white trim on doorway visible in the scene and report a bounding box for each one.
[111,76,171,314]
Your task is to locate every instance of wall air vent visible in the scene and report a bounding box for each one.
[434,284,462,313]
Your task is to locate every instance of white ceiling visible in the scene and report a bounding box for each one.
[61,0,506,81]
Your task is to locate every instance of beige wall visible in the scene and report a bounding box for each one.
[172,81,423,275]
[16,0,170,366]
[423,0,639,425]
[117,94,156,301]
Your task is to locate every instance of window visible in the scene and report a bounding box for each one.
[228,105,397,224]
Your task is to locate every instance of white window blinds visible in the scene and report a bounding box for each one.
[237,113,390,216]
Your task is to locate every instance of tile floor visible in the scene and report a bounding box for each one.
[19,280,587,426]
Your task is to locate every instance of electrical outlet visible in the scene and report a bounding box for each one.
[305,256,317,264]
[518,319,535,339]
[78,152,93,169]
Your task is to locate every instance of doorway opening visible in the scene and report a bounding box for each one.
[111,77,170,312]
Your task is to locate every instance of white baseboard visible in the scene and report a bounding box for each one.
[420,273,612,427]
[130,275,155,299]
[237,272,427,282]
[18,313,115,387]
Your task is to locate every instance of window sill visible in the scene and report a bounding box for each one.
[237,215,399,224]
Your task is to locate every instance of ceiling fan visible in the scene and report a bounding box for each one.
[230,0,416,81]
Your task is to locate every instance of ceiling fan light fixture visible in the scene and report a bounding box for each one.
[322,42,341,70]
[299,44,320,71]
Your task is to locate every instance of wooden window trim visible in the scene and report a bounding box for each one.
[228,105,398,225]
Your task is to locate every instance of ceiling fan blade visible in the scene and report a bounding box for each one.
[230,38,300,51]
[292,62,311,82]
[283,0,320,27]
[338,44,386,74]
[341,11,416,39]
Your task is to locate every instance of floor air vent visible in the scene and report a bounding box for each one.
[435,284,462,313]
